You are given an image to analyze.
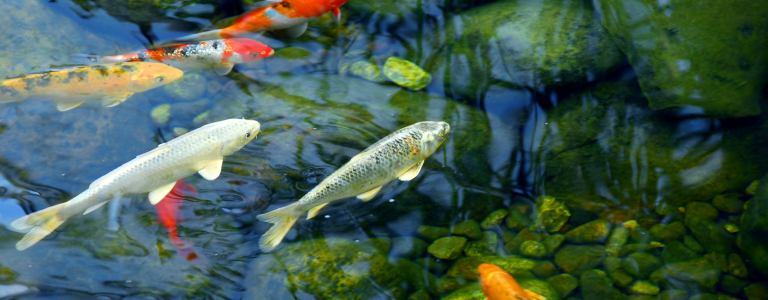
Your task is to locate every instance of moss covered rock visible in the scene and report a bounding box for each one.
[446,255,536,280]
[481,209,509,230]
[738,174,768,277]
[397,258,439,295]
[382,57,432,91]
[629,280,659,295]
[532,196,571,233]
[504,229,543,255]
[451,220,483,239]
[655,257,721,289]
[391,237,429,259]
[519,241,547,259]
[463,231,499,257]
[712,194,745,214]
[546,273,578,298]
[543,234,565,256]
[650,222,687,242]
[661,241,699,263]
[554,245,606,277]
[418,226,450,242]
[428,237,467,260]
[565,219,612,244]
[623,252,662,279]
[506,209,532,231]
[580,270,615,299]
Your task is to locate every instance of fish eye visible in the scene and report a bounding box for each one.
[155,76,164,83]
[245,132,251,139]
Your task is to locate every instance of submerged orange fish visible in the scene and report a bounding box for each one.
[0,62,183,111]
[155,179,209,266]
[178,0,349,41]
[478,264,547,300]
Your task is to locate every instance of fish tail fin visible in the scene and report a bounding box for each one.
[256,202,303,252]
[524,289,547,300]
[70,53,103,64]
[11,202,70,251]
[175,29,224,42]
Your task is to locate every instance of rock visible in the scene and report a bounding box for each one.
[687,216,735,254]
[446,256,536,280]
[441,282,482,300]
[543,234,565,256]
[437,276,464,295]
[738,174,768,277]
[443,277,561,300]
[397,258,439,295]
[480,209,509,230]
[726,253,747,278]
[506,209,532,231]
[631,228,652,244]
[619,243,663,257]
[150,104,171,125]
[463,231,499,257]
[627,296,655,300]
[690,293,717,300]
[418,226,450,242]
[360,237,392,254]
[661,241,699,263]
[723,223,739,233]
[520,241,547,259]
[650,222,687,242]
[745,282,768,300]
[504,229,543,255]
[658,257,721,289]
[350,60,386,83]
[607,268,634,288]
[594,0,768,118]
[428,237,467,260]
[580,270,614,299]
[706,252,729,273]
[163,73,206,101]
[532,196,571,233]
[554,245,606,277]
[501,231,517,244]
[658,290,689,300]
[0,266,17,283]
[565,219,612,244]
[546,273,578,298]
[242,238,404,299]
[629,280,659,295]
[712,194,745,214]
[717,294,740,300]
[606,225,630,256]
[415,257,450,274]
[451,220,483,239]
[623,252,662,279]
[382,57,432,90]
[719,274,748,296]
[407,289,431,300]
[683,236,706,254]
[745,180,760,196]
[684,202,719,226]
[391,237,428,259]
[531,261,558,280]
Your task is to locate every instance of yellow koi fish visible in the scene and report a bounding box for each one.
[0,62,183,111]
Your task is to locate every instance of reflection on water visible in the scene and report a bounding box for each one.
[0,0,767,299]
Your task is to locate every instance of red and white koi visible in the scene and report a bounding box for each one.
[74,38,273,75]
[177,0,349,41]
[154,179,209,267]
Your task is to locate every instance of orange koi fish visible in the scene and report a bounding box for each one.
[178,0,349,41]
[478,264,547,300]
[74,39,273,75]
[155,179,209,267]
[0,62,183,111]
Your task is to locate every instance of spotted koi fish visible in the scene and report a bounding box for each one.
[478,264,547,300]
[0,62,183,111]
[74,39,273,76]
[177,0,349,41]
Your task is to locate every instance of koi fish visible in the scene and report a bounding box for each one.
[257,121,450,252]
[73,39,274,76]
[478,264,547,300]
[11,119,261,250]
[0,62,183,111]
[155,179,209,266]
[177,0,349,41]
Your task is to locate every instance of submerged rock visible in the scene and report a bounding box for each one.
[391,237,429,259]
[463,231,499,257]
[428,237,467,260]
[623,252,662,279]
[383,57,432,91]
[397,258,439,296]
[504,229,543,255]
[532,196,571,233]
[661,241,698,263]
[580,270,615,299]
[480,209,509,230]
[727,253,747,278]
[350,60,387,83]
[738,174,768,277]
[418,226,451,242]
[656,257,721,289]
[554,245,606,277]
[506,209,533,231]
[542,234,565,256]
[519,241,547,259]
[629,280,659,295]
[446,256,536,280]
[649,222,686,242]
[546,273,578,298]
[605,225,630,256]
[451,220,483,239]
[163,73,206,101]
[712,194,745,214]
[565,219,612,244]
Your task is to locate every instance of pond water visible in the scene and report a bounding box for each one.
[0,0,767,299]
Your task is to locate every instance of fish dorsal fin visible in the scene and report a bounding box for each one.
[213,62,234,75]
[524,289,547,300]
[198,158,223,180]
[282,22,308,38]
[357,186,382,201]
[101,93,133,107]
[398,161,424,181]
[56,101,85,112]
[306,203,329,219]
[83,201,108,215]
[149,181,177,205]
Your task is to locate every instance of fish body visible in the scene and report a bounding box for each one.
[257,121,450,252]
[178,0,348,41]
[155,179,209,266]
[76,39,274,75]
[0,62,183,111]
[11,119,261,250]
[478,264,547,300]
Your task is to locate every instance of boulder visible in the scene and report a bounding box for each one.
[428,237,467,260]
[554,245,606,277]
[738,173,768,277]
[565,219,612,244]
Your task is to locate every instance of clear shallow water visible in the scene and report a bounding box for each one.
[0,0,767,299]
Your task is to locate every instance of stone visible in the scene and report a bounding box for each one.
[446,256,536,280]
[418,226,450,242]
[390,237,428,259]
[163,73,206,101]
[683,236,706,254]
[242,238,404,299]
[382,57,432,91]
[619,243,663,257]
[463,231,499,257]
[658,290,689,300]
[712,194,745,214]
[580,270,614,299]
[350,60,386,83]
[437,276,464,295]
[745,282,768,300]
[738,174,768,277]
[501,230,517,244]
[687,216,735,254]
[727,253,747,278]
[360,237,392,254]
[690,293,717,300]
[428,237,467,260]
[565,219,612,244]
[661,241,699,263]
[594,0,768,118]
[480,209,509,230]
[706,252,729,273]
[627,296,655,300]
[542,234,565,256]
[415,257,450,274]
[607,268,634,288]
[546,273,578,298]
[606,225,630,256]
[451,220,483,239]
[531,261,558,280]
[745,180,760,196]
[623,252,662,279]
[407,289,431,300]
[532,196,570,233]
[650,222,687,242]
[520,241,547,259]
[719,275,748,296]
[443,277,561,300]
[504,229,543,255]
[631,228,652,244]
[629,280,659,295]
[397,258,438,295]
[724,223,739,233]
[717,294,740,300]
[554,245,606,277]
[150,104,171,125]
[684,202,719,226]
[506,209,532,231]
[659,257,721,289]
[0,266,17,283]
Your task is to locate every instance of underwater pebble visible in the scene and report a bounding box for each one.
[745,180,760,195]
[427,236,467,260]
[382,57,432,91]
[150,104,171,125]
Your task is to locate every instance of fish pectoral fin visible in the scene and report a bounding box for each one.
[524,289,547,300]
[331,7,342,24]
[398,161,424,181]
[148,181,178,205]
[306,203,329,219]
[101,93,133,107]
[281,22,308,38]
[56,101,85,112]
[83,201,108,215]
[213,62,235,75]
[198,158,223,180]
[356,186,382,201]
